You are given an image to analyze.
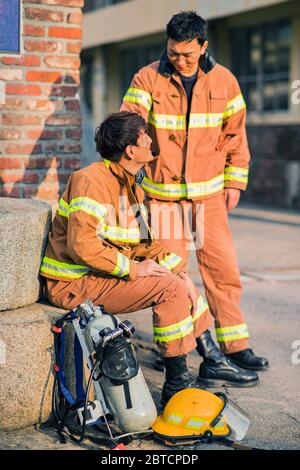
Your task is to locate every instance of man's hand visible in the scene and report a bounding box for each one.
[224,188,241,212]
[136,259,169,277]
[178,272,198,316]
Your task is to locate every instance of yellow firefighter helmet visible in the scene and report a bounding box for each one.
[152,388,250,442]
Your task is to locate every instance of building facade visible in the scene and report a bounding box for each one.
[0,0,84,207]
[81,0,300,207]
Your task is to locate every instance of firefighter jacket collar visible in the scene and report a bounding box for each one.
[158,49,216,78]
[106,160,136,188]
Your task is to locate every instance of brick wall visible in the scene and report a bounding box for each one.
[244,125,300,208]
[0,0,84,206]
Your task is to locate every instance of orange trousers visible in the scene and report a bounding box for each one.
[46,272,212,357]
[146,192,250,354]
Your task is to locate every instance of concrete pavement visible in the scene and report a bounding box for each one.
[0,203,299,450]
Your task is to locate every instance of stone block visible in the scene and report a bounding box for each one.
[0,198,52,311]
[0,302,67,430]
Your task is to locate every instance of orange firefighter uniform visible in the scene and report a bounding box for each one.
[121,52,251,353]
[40,160,212,357]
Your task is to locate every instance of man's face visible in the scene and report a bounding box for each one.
[131,129,153,164]
[167,38,208,76]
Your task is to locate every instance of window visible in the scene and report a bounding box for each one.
[80,54,94,113]
[83,0,128,13]
[231,19,291,113]
[120,43,165,98]
[0,0,21,54]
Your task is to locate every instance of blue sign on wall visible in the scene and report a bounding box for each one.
[0,0,21,54]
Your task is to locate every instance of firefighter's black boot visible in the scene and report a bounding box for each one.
[161,355,200,407]
[196,330,259,388]
[225,349,269,371]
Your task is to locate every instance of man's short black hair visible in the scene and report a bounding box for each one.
[95,111,147,162]
[166,11,207,45]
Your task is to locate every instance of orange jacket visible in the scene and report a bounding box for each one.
[121,52,250,201]
[40,160,185,283]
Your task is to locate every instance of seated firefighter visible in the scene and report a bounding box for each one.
[40,111,258,406]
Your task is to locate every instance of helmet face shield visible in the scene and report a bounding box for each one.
[212,393,250,441]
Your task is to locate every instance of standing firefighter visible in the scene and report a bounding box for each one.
[40,112,258,407]
[121,11,268,376]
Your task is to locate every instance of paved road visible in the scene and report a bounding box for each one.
[1,204,299,450]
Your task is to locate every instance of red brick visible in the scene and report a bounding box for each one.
[0,158,22,170]
[26,70,62,82]
[67,12,82,24]
[65,100,80,111]
[0,172,39,184]
[0,69,22,80]
[6,84,41,96]
[4,143,42,155]
[26,156,61,169]
[63,157,81,169]
[44,143,58,152]
[1,55,41,67]
[44,56,80,69]
[25,40,63,53]
[0,185,22,198]
[0,129,21,139]
[23,1,84,6]
[24,24,45,37]
[66,128,81,140]
[3,114,42,126]
[23,186,40,198]
[46,115,81,126]
[2,99,23,110]
[59,143,81,153]
[25,7,64,23]
[47,85,78,97]
[48,27,82,39]
[66,42,81,54]
[25,99,64,112]
[27,129,63,140]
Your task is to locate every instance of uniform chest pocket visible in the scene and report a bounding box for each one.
[209,90,228,113]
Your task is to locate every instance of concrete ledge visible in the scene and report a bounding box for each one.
[0,302,68,430]
[0,198,52,311]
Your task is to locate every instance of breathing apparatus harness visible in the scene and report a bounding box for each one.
[51,301,153,450]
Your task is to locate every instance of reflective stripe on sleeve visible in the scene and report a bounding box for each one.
[40,256,89,279]
[97,224,140,244]
[224,166,249,184]
[69,197,107,221]
[110,252,130,278]
[223,94,246,120]
[123,87,152,112]
[159,253,182,271]
[57,197,107,222]
[58,198,69,218]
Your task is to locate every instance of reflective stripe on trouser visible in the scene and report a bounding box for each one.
[45,272,212,357]
[146,194,250,354]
